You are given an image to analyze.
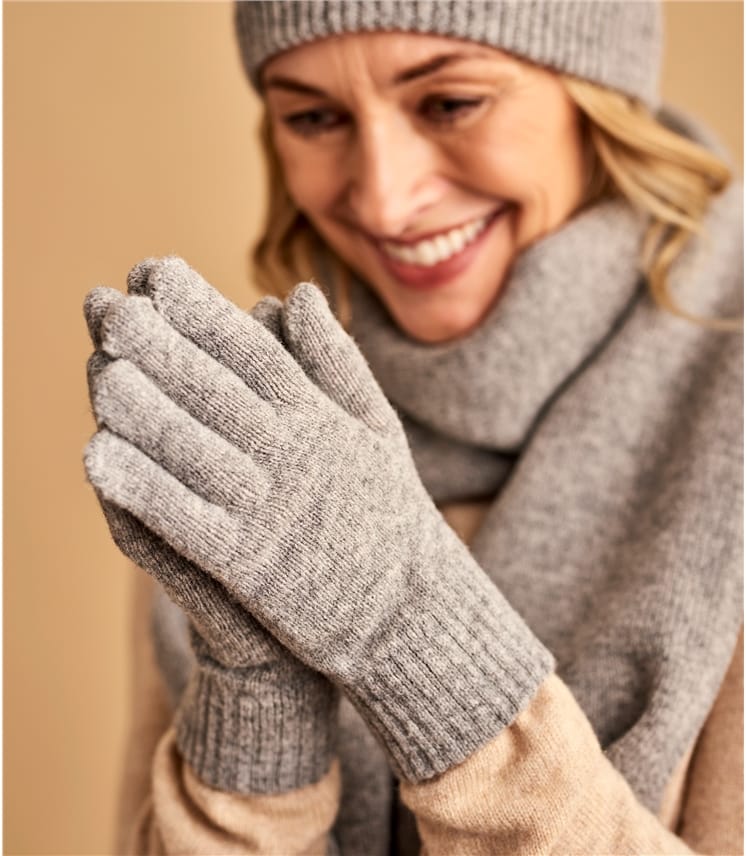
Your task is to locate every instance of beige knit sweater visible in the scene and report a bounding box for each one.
[116,502,744,855]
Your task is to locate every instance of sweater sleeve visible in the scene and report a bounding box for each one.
[131,728,341,855]
[117,570,342,856]
[399,645,743,856]
[677,624,744,855]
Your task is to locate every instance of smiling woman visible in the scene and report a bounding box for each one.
[86,3,744,855]
[251,26,735,342]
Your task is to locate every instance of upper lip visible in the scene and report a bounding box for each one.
[368,206,506,247]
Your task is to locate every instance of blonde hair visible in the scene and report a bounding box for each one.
[251,77,739,331]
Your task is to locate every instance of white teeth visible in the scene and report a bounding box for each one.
[381,212,494,267]
[399,245,418,264]
[464,222,480,241]
[419,242,438,266]
[434,235,452,262]
[446,230,467,254]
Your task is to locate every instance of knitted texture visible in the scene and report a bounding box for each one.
[234,0,663,111]
[84,286,339,795]
[83,259,556,783]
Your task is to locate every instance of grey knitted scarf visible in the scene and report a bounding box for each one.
[151,104,742,853]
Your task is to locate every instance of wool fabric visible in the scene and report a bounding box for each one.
[149,102,743,854]
[233,0,663,111]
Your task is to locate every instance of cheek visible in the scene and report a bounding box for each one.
[515,100,586,194]
[274,136,341,216]
[479,107,585,234]
[439,111,551,207]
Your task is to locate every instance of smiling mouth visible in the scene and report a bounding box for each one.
[378,208,505,268]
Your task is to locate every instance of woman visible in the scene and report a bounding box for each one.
[83,1,743,853]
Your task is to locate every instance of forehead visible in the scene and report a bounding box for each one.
[261,31,513,94]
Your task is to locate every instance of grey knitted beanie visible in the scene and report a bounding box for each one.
[234,0,663,111]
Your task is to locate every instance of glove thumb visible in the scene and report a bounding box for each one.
[282,282,397,433]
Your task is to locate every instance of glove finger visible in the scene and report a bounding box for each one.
[86,350,114,415]
[126,257,159,295]
[130,256,308,405]
[250,295,285,343]
[100,295,279,455]
[84,429,244,577]
[128,256,286,343]
[282,282,396,433]
[84,286,125,347]
[92,359,270,510]
[130,260,285,344]
[99,499,285,667]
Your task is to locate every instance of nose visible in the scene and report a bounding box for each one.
[346,109,442,239]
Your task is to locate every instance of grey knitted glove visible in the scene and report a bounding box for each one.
[84,283,339,795]
[84,256,555,783]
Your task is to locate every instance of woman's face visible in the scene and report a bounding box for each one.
[263,32,589,343]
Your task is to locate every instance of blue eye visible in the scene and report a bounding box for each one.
[283,108,347,137]
[420,96,484,124]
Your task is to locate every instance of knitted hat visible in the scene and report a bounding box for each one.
[234,1,663,111]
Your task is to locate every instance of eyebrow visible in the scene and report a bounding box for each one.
[396,50,492,82]
[263,50,494,96]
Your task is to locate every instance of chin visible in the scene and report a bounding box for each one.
[368,262,510,344]
[390,300,489,344]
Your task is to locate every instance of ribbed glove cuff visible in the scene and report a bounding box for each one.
[334,529,556,783]
[175,647,340,794]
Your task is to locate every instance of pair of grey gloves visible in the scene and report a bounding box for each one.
[83,257,552,795]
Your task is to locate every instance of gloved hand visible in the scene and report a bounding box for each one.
[84,278,338,794]
[84,257,554,782]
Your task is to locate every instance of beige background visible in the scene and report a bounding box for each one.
[4,2,743,853]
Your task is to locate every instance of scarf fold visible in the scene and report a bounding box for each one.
[343,104,743,812]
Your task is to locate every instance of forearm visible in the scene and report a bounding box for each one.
[401,674,695,856]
